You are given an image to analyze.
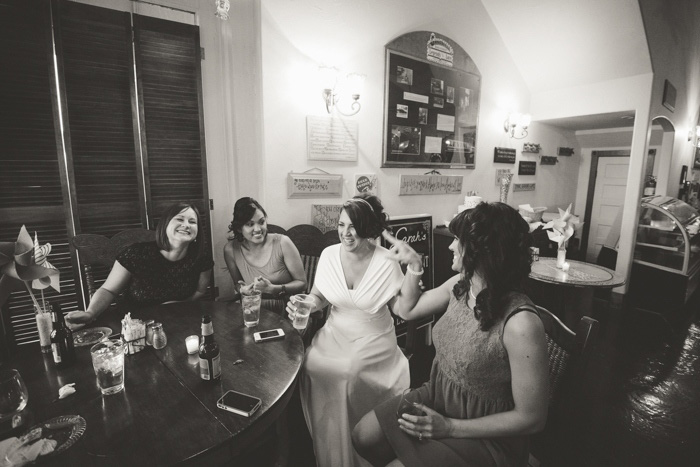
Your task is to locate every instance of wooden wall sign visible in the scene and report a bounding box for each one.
[513,183,536,192]
[557,147,575,157]
[287,170,343,198]
[540,156,558,165]
[494,147,516,164]
[399,174,463,195]
[522,143,541,153]
[518,161,536,175]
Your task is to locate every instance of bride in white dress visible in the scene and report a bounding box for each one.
[287,195,410,467]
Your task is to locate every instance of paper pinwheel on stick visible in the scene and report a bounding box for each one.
[0,226,60,311]
[543,204,582,269]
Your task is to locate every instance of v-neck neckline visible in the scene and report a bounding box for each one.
[339,245,376,292]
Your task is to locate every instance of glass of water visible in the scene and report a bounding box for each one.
[241,289,262,327]
[90,339,125,395]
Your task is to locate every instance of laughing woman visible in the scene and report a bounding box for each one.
[224,197,306,314]
[65,202,213,329]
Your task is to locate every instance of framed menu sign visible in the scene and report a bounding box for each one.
[382,32,481,169]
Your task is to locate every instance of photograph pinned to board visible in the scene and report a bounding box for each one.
[306,116,358,162]
[397,104,409,118]
[399,173,463,195]
[311,204,343,233]
[382,32,480,169]
[287,168,343,198]
[396,65,413,85]
[355,174,378,196]
[391,125,422,155]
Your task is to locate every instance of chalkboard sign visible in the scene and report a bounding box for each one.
[381,214,434,337]
[557,147,575,157]
[494,147,516,164]
[518,161,536,175]
[540,156,558,165]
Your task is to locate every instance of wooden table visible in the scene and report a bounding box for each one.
[6,301,304,465]
[526,258,625,328]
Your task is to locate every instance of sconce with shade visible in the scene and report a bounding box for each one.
[688,125,700,146]
[214,0,230,20]
[504,112,531,139]
[319,66,365,116]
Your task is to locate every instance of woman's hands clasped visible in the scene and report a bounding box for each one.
[398,404,453,441]
[238,276,274,295]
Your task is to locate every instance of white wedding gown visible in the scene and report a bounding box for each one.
[300,244,410,467]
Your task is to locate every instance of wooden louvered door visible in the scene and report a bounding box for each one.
[1,0,211,356]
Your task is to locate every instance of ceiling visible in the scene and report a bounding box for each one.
[480,0,651,131]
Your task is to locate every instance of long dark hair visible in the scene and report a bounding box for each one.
[449,202,532,331]
[155,202,205,259]
[228,197,267,242]
[341,194,389,239]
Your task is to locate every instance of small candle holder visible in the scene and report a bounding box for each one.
[185,335,199,354]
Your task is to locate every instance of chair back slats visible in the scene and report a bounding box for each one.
[301,255,319,294]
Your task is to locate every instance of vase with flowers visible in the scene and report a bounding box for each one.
[1,226,61,352]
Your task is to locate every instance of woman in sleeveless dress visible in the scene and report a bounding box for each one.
[224,197,306,314]
[286,194,410,467]
[352,202,549,467]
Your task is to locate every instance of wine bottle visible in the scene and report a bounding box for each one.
[199,315,221,382]
[50,302,75,368]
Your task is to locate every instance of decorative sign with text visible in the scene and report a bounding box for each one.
[494,147,516,164]
[399,174,463,195]
[306,116,358,162]
[513,183,536,192]
[557,147,575,157]
[311,204,343,233]
[540,156,558,165]
[354,174,378,195]
[518,161,536,175]
[287,171,343,198]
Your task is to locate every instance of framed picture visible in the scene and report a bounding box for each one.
[382,32,481,169]
[662,79,676,112]
[694,146,700,169]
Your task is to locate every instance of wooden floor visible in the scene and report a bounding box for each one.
[253,287,700,467]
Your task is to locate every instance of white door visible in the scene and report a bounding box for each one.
[586,157,629,262]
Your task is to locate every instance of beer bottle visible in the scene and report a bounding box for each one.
[199,315,221,382]
[50,302,75,368]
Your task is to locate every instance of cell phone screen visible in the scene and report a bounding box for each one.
[257,330,280,339]
[219,391,260,413]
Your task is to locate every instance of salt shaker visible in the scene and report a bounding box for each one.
[152,323,167,349]
[145,320,156,346]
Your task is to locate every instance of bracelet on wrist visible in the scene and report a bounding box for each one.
[406,264,424,276]
[277,285,287,297]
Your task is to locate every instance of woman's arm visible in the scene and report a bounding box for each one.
[64,260,132,329]
[399,311,549,439]
[285,283,328,318]
[382,231,455,321]
[223,242,246,294]
[276,235,307,295]
[187,269,212,301]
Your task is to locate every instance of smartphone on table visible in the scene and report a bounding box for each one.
[217,390,262,417]
[253,328,285,343]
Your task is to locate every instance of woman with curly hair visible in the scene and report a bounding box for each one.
[286,194,410,467]
[224,197,307,315]
[352,202,549,467]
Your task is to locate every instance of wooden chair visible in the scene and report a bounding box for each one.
[529,306,599,465]
[71,229,155,302]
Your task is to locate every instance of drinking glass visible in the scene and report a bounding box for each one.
[291,294,315,330]
[0,369,28,423]
[242,289,262,327]
[91,339,125,395]
[35,307,52,353]
[396,389,424,418]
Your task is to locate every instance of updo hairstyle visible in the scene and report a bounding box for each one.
[341,194,389,239]
[228,197,267,242]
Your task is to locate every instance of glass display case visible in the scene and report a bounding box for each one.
[630,195,700,310]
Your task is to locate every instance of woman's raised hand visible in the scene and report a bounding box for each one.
[382,230,422,269]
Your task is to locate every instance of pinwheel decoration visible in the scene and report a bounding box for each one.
[543,204,582,269]
[0,226,60,310]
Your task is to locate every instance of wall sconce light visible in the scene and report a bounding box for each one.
[688,125,700,146]
[214,0,230,20]
[504,112,531,139]
[319,66,365,116]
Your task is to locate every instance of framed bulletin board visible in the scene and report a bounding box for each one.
[382,32,481,169]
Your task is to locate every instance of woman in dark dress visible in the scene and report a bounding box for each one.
[352,202,549,467]
[65,202,213,329]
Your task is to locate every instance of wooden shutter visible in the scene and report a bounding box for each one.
[53,1,145,237]
[0,0,78,354]
[133,15,211,238]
